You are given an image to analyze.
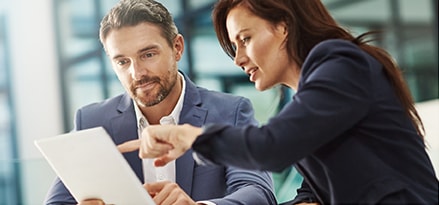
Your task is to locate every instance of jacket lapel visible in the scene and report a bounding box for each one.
[107,74,209,193]
[176,74,208,196]
[109,94,144,182]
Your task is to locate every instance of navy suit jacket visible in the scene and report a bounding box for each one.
[192,40,439,204]
[44,73,276,205]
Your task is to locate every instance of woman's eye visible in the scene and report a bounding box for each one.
[241,37,250,46]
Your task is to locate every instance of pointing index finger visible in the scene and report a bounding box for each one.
[117,139,140,153]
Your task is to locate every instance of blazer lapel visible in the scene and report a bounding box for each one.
[109,94,144,182]
[176,73,208,196]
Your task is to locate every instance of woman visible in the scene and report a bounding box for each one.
[136,0,438,204]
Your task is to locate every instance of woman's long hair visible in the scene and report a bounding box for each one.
[212,0,425,140]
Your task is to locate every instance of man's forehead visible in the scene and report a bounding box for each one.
[104,25,166,58]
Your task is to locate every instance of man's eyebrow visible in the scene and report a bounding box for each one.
[137,45,159,55]
[112,54,124,60]
[111,45,159,60]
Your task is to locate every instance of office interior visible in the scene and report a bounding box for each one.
[0,0,437,204]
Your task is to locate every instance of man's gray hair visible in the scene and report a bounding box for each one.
[99,0,178,47]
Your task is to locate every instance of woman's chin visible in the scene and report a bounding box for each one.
[254,82,268,91]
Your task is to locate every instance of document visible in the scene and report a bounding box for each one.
[35,126,155,204]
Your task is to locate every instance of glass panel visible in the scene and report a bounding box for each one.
[327,0,390,22]
[188,0,215,10]
[400,0,432,22]
[326,0,438,102]
[192,35,242,76]
[0,94,12,161]
[0,12,20,204]
[403,29,438,101]
[65,58,105,128]
[56,0,100,58]
[231,84,280,124]
[56,0,119,130]
[157,0,183,16]
[10,159,55,205]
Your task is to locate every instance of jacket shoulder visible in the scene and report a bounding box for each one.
[79,93,127,113]
[197,86,249,103]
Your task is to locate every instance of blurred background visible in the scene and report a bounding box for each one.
[0,0,437,204]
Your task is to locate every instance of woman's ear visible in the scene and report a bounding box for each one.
[275,22,288,48]
[277,21,288,37]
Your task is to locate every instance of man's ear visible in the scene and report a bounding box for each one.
[174,34,184,61]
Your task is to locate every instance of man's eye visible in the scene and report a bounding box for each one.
[142,52,155,59]
[116,59,129,66]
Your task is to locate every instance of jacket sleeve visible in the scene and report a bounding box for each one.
[43,177,77,204]
[192,40,372,172]
[208,97,277,205]
[290,181,318,204]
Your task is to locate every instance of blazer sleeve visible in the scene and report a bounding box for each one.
[208,97,277,205]
[289,181,318,204]
[43,177,77,205]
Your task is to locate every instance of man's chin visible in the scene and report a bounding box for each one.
[134,97,153,107]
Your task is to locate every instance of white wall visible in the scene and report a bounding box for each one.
[7,0,62,203]
[416,99,439,177]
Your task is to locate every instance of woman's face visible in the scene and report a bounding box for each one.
[226,5,295,90]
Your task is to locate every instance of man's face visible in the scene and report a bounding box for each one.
[103,22,183,107]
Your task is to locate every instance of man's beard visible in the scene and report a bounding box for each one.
[135,87,167,107]
[131,74,177,107]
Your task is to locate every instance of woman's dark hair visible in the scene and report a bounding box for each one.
[212,0,425,140]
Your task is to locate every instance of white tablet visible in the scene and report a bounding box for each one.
[35,126,155,205]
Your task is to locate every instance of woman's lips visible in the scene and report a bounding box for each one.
[247,67,258,82]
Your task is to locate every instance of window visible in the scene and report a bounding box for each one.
[0,13,21,205]
[54,0,121,130]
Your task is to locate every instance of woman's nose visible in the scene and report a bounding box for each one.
[233,47,248,67]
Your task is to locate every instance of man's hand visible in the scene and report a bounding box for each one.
[145,181,197,205]
[77,199,105,205]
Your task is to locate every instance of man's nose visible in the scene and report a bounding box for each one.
[130,61,148,80]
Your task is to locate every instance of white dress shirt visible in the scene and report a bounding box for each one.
[133,73,185,183]
[133,74,215,205]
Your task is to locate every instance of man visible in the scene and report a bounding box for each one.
[43,0,276,204]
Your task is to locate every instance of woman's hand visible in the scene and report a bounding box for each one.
[141,124,202,166]
[117,124,202,166]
